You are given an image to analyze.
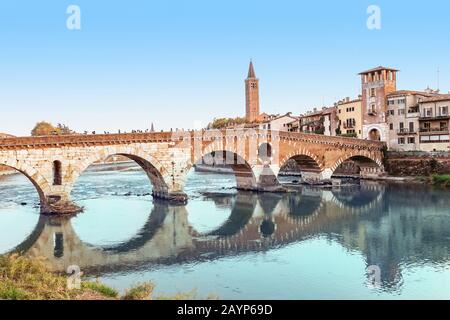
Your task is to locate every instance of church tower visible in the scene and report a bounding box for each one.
[245,60,260,122]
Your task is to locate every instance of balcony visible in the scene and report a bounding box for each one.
[397,128,416,135]
[419,127,449,135]
[419,114,450,120]
[368,110,377,116]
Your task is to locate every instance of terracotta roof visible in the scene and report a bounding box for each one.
[387,90,436,98]
[321,106,336,114]
[419,94,450,103]
[336,98,362,105]
[358,66,399,75]
[259,113,298,124]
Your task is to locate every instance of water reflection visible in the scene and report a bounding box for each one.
[8,181,450,294]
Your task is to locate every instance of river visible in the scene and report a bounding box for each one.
[1,163,449,299]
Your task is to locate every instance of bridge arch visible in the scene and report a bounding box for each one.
[278,151,324,180]
[192,149,258,191]
[67,147,170,197]
[0,160,50,208]
[330,152,384,178]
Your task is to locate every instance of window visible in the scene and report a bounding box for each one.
[398,109,405,116]
[440,106,448,116]
[398,138,405,144]
[389,123,394,130]
[399,122,404,130]
[407,137,415,144]
[53,160,62,186]
[424,108,433,117]
[388,110,395,116]
[370,88,376,97]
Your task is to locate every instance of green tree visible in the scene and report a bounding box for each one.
[209,117,247,129]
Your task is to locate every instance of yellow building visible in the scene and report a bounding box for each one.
[336,97,363,138]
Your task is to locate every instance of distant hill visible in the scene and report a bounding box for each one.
[0,133,15,139]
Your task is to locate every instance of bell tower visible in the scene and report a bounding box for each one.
[245,60,260,122]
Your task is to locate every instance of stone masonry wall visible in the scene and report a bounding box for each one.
[386,151,450,176]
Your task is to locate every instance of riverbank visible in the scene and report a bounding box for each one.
[414,174,450,187]
[0,254,218,300]
[0,254,153,300]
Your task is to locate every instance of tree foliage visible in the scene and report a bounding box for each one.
[31,122,75,136]
[208,117,247,129]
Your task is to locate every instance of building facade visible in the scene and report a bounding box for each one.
[322,107,338,136]
[245,61,260,122]
[360,66,398,141]
[336,97,363,138]
[418,94,450,151]
[298,109,325,134]
[258,113,299,131]
[386,91,436,151]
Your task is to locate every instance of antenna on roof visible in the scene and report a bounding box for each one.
[437,67,440,92]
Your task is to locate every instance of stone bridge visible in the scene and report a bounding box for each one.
[0,130,386,214]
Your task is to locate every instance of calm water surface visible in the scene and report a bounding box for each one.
[1,163,450,299]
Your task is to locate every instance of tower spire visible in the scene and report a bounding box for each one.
[247,60,256,79]
[245,60,260,122]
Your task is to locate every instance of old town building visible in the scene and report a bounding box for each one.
[258,113,299,131]
[386,90,437,151]
[418,94,450,151]
[360,66,398,141]
[296,107,337,136]
[298,108,325,134]
[322,107,338,136]
[335,96,363,138]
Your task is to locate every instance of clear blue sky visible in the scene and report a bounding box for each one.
[1,0,449,136]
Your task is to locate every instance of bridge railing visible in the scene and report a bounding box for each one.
[0,130,386,150]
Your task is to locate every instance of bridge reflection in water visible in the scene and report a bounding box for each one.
[11,182,450,292]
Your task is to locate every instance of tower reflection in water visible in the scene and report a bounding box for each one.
[10,181,450,293]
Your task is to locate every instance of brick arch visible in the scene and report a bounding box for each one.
[330,151,384,174]
[0,158,50,205]
[279,149,325,172]
[66,146,170,195]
